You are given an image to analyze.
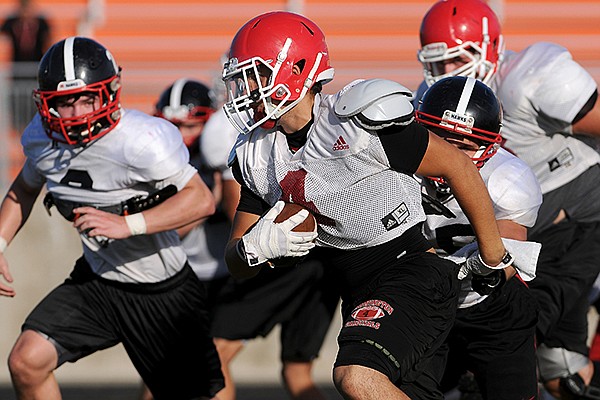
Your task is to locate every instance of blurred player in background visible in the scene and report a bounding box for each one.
[148,78,338,400]
[0,37,223,400]
[153,78,228,286]
[417,0,600,398]
[416,75,541,400]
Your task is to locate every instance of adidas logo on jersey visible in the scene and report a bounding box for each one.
[333,135,350,151]
[381,203,409,231]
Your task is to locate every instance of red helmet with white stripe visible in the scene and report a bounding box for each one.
[222,11,335,133]
[418,0,504,86]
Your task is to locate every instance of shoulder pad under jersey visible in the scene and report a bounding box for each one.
[333,79,415,130]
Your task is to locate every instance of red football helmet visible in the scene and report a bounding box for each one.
[222,11,335,133]
[34,37,122,145]
[417,0,504,86]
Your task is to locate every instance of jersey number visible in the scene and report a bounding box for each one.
[279,170,334,226]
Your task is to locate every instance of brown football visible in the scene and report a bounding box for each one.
[274,202,316,233]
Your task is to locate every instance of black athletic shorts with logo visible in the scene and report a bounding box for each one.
[23,257,224,400]
[209,253,339,363]
[334,251,460,400]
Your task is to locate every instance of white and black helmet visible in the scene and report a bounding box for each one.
[416,76,502,169]
[34,36,122,145]
[154,79,215,125]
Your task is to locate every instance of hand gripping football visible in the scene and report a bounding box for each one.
[268,203,317,268]
[273,202,317,233]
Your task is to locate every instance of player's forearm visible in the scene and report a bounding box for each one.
[143,175,215,234]
[447,162,506,266]
[0,172,41,243]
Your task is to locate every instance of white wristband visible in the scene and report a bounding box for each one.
[0,236,7,253]
[477,251,514,270]
[125,213,147,236]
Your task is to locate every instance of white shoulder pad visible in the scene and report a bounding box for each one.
[334,79,415,130]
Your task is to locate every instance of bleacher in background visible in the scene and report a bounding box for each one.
[0,0,599,184]
[1,0,599,112]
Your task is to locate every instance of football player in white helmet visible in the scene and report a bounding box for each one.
[0,37,224,400]
[222,11,511,399]
[416,75,542,400]
[417,1,600,399]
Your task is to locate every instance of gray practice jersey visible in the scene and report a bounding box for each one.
[492,42,599,194]
[182,107,238,281]
[21,109,198,283]
[422,148,542,307]
[231,91,426,250]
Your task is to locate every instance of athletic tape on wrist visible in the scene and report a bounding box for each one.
[125,213,147,236]
[0,236,7,253]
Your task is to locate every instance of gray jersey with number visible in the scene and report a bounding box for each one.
[20,109,197,283]
[232,91,426,250]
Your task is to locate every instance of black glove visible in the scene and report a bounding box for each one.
[471,269,506,296]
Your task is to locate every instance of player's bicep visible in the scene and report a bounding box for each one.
[416,131,472,178]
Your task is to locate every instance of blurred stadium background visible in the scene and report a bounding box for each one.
[0,0,599,398]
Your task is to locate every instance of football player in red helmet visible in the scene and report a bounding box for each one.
[417,0,503,87]
[222,11,334,134]
[223,11,511,400]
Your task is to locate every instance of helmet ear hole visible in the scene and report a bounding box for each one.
[294,60,306,74]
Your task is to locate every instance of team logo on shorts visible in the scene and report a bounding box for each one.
[346,299,394,330]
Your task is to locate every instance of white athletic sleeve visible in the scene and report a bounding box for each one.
[487,156,543,228]
[534,46,597,124]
